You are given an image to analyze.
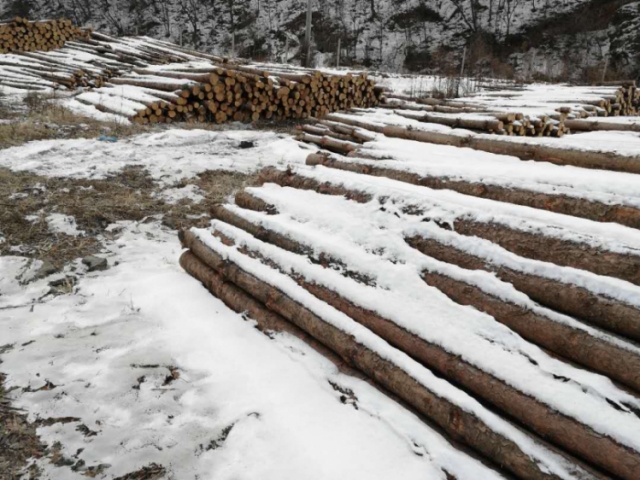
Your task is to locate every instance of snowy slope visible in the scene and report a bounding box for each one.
[6,0,639,79]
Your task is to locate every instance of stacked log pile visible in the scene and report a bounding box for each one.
[0,32,208,91]
[0,17,90,54]
[382,80,640,136]
[298,113,640,174]
[181,159,640,480]
[0,25,381,123]
[120,67,381,124]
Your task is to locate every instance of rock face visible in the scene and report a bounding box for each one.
[3,0,639,80]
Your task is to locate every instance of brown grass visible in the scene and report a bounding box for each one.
[0,92,150,149]
[0,166,257,270]
[0,371,45,480]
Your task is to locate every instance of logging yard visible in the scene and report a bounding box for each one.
[3,17,640,480]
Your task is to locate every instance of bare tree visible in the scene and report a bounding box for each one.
[180,0,201,46]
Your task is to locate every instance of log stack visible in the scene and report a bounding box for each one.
[0,17,90,54]
[120,67,381,124]
[382,80,640,136]
[180,160,640,480]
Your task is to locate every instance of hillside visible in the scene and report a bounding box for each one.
[2,0,639,81]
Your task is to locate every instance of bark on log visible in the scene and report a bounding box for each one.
[181,230,606,480]
[258,167,640,286]
[306,153,640,230]
[405,235,640,344]
[324,115,640,175]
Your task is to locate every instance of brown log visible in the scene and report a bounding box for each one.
[305,153,640,229]
[324,115,640,175]
[405,234,640,344]
[258,167,640,286]
[181,230,606,480]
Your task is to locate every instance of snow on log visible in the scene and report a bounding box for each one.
[305,152,640,230]
[324,114,640,174]
[213,203,640,392]
[257,166,640,286]
[404,226,640,344]
[180,228,606,480]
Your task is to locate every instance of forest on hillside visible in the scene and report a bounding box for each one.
[2,0,640,81]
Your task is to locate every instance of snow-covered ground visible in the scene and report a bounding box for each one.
[3,84,640,476]
[0,127,505,479]
[2,222,504,480]
[0,129,310,183]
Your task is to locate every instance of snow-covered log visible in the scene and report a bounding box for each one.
[305,152,640,229]
[180,228,606,480]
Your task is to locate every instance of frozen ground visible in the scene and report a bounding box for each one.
[1,222,501,480]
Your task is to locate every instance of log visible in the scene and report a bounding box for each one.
[181,229,606,480]
[564,119,640,133]
[258,167,640,286]
[305,153,640,230]
[324,115,640,175]
[405,234,640,344]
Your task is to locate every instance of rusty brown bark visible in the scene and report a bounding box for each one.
[324,115,640,175]
[306,153,640,230]
[405,235,640,343]
[453,219,640,286]
[421,270,640,393]
[257,167,640,286]
[180,231,606,480]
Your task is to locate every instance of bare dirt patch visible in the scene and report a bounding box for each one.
[0,370,46,480]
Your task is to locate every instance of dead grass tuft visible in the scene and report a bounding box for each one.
[0,372,46,480]
[0,92,150,149]
[0,166,258,270]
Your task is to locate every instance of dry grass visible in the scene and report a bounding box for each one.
[0,92,150,149]
[0,371,45,480]
[0,166,257,271]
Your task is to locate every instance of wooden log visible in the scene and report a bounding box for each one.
[564,119,640,133]
[181,229,606,480]
[305,153,640,230]
[324,115,640,175]
[296,133,359,154]
[405,233,640,344]
[258,167,640,286]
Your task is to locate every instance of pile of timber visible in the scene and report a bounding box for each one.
[117,67,381,124]
[0,29,230,91]
[0,26,382,123]
[299,113,640,174]
[180,162,640,480]
[0,17,90,54]
[382,94,567,136]
[382,80,640,136]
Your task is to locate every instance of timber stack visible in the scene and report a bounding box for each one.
[121,67,381,124]
[180,155,640,480]
[381,80,640,136]
[0,17,90,54]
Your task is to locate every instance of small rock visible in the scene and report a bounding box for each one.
[49,276,76,288]
[35,260,59,280]
[239,140,255,149]
[82,255,108,272]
